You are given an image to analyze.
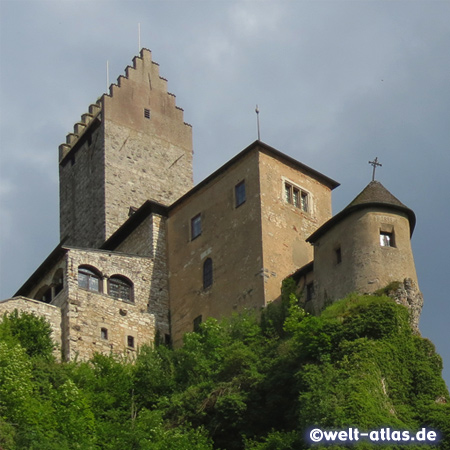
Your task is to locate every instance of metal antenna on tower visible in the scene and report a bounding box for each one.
[138,23,141,52]
[255,105,261,141]
[106,60,110,93]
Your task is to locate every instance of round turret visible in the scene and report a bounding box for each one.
[307,181,419,312]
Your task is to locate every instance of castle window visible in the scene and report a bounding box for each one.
[380,231,395,247]
[101,328,108,340]
[41,286,52,304]
[193,315,202,332]
[284,182,309,212]
[108,276,133,302]
[235,180,246,207]
[191,214,202,240]
[203,258,213,289]
[306,282,314,302]
[78,266,102,293]
[335,247,342,264]
[144,108,151,119]
[127,335,135,348]
[52,268,64,297]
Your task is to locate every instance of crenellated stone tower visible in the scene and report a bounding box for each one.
[58,48,193,248]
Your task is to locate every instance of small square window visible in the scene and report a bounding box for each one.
[235,180,246,207]
[101,328,108,340]
[127,335,135,348]
[144,108,151,119]
[191,214,202,240]
[380,231,395,247]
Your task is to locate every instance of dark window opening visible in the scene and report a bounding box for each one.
[336,247,342,264]
[109,276,133,302]
[380,231,395,247]
[144,108,151,119]
[127,335,135,348]
[193,315,202,332]
[101,328,108,340]
[235,180,246,207]
[53,268,64,297]
[78,266,102,293]
[41,287,52,304]
[191,214,202,240]
[306,283,314,302]
[203,258,213,289]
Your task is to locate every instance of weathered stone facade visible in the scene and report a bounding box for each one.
[59,49,193,249]
[0,50,424,359]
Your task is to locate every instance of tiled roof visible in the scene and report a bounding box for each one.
[307,181,416,243]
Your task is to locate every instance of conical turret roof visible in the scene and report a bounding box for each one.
[345,181,410,210]
[307,181,416,243]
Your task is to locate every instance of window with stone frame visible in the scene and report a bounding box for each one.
[235,180,246,207]
[191,213,202,240]
[284,181,309,212]
[127,335,135,348]
[203,258,213,290]
[380,231,395,247]
[78,266,102,293]
[108,275,134,302]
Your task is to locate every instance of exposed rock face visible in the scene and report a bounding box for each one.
[387,278,423,334]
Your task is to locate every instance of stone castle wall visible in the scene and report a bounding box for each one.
[258,150,334,303]
[0,297,62,356]
[59,49,193,248]
[62,248,165,360]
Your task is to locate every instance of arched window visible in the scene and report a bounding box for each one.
[108,275,133,302]
[78,266,102,293]
[203,258,213,290]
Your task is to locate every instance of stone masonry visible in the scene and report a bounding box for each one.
[0,49,424,360]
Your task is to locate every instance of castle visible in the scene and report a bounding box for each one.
[0,49,423,360]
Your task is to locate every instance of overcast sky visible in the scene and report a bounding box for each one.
[1,0,449,387]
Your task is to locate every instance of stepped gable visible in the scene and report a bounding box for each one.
[59,48,191,163]
[307,181,416,243]
[103,48,191,128]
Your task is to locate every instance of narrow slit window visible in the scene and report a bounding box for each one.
[191,214,202,240]
[193,315,203,332]
[336,247,342,264]
[306,282,314,302]
[203,258,213,289]
[235,180,246,207]
[144,108,151,119]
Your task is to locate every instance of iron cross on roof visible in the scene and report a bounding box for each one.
[369,157,382,181]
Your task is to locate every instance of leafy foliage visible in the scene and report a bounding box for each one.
[0,298,449,449]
